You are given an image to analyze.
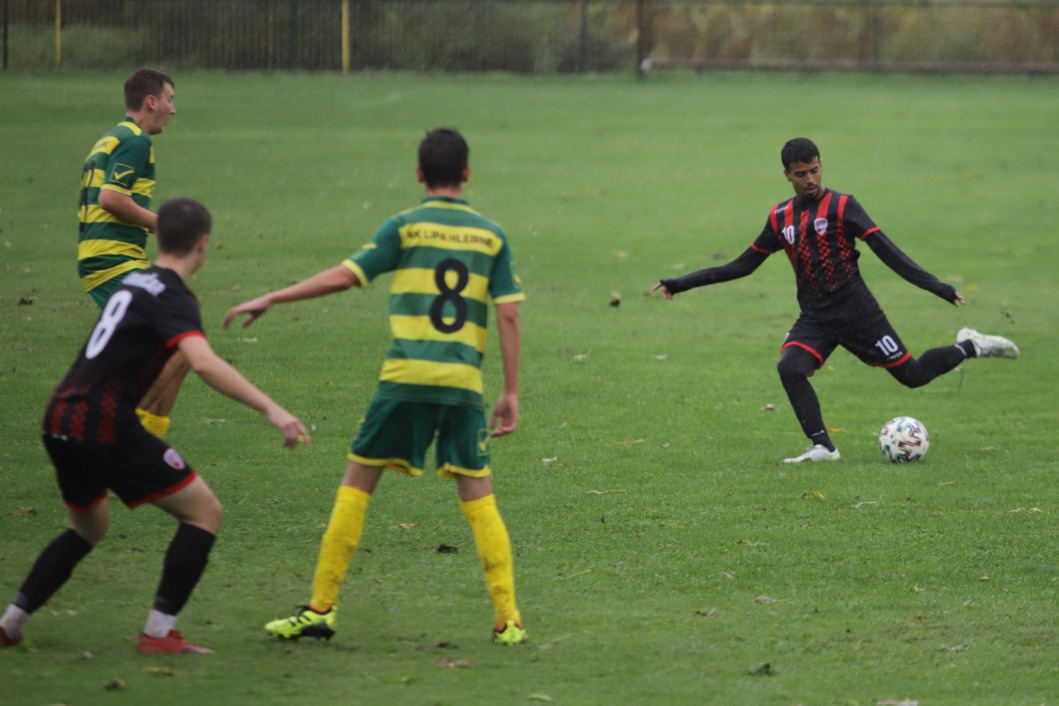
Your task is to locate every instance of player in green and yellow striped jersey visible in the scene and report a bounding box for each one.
[225,129,527,646]
[77,68,186,441]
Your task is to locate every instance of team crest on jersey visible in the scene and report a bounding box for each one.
[163,448,187,470]
[814,217,829,235]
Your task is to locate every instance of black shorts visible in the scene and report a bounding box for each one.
[42,429,198,512]
[782,311,911,369]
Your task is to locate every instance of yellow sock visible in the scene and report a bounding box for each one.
[309,485,370,612]
[461,494,521,628]
[136,408,170,441]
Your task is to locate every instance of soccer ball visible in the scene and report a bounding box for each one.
[878,416,930,463]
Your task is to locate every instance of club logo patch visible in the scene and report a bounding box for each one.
[163,448,186,470]
[814,217,828,235]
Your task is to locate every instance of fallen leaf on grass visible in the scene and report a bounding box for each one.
[609,291,622,307]
[436,544,458,554]
[754,595,781,604]
[761,404,776,412]
[875,701,919,706]
[734,539,764,546]
[585,489,627,495]
[620,437,644,445]
[434,657,473,669]
[539,456,558,464]
[695,609,717,617]
[528,694,555,703]
[396,523,422,530]
[747,662,776,676]
[1007,507,1044,513]
[801,490,825,500]
[144,666,178,676]
[103,679,127,691]
[12,507,37,517]
[652,354,668,361]
[573,354,589,363]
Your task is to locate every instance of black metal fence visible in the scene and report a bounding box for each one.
[3,0,1057,73]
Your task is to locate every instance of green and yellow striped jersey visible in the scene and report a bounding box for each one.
[344,197,525,409]
[77,117,156,293]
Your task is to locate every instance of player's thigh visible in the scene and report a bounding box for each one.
[151,475,222,533]
[781,321,839,370]
[99,429,201,510]
[349,398,439,476]
[43,433,109,512]
[839,314,909,367]
[435,405,491,479]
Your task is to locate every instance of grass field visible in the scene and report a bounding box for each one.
[1,70,1058,706]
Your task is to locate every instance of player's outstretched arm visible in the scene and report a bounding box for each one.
[177,335,311,449]
[652,281,675,300]
[223,265,361,329]
[654,248,768,299]
[490,301,520,437]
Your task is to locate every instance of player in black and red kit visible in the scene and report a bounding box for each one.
[654,138,1019,463]
[0,198,311,653]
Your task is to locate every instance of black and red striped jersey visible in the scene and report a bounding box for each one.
[44,266,203,443]
[752,188,881,317]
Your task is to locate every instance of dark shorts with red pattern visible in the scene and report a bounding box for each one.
[42,428,197,511]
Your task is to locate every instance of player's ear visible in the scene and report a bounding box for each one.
[461,166,471,184]
[416,166,426,184]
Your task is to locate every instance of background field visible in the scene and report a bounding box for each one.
[1,71,1057,705]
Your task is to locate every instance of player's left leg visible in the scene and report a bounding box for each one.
[0,504,106,647]
[141,476,222,654]
[887,343,969,388]
[456,475,526,645]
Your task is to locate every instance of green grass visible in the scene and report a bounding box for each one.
[1,70,1058,705]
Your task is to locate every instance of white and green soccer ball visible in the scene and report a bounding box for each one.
[879,416,930,463]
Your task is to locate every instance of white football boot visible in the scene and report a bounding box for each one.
[783,444,841,463]
[957,328,1020,359]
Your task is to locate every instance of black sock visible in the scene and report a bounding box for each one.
[957,341,977,359]
[16,529,94,614]
[152,524,216,615]
[810,430,835,452]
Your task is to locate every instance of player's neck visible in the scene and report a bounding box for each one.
[154,254,198,282]
[425,186,463,199]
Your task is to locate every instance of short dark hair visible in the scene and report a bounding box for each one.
[418,128,469,188]
[781,138,820,170]
[157,197,211,255]
[124,68,174,111]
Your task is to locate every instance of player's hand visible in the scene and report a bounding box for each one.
[952,290,966,307]
[223,297,271,330]
[267,407,312,450]
[490,392,519,437]
[652,281,674,300]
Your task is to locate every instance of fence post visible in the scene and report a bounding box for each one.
[342,0,350,73]
[55,0,62,68]
[579,0,589,73]
[288,0,298,70]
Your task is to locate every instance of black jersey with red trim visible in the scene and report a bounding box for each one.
[752,188,881,319]
[44,266,203,443]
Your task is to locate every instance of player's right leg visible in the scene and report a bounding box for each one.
[777,342,840,463]
[265,461,380,641]
[1,437,112,647]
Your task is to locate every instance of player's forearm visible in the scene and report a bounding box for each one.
[263,265,359,305]
[660,248,765,295]
[98,189,157,232]
[866,231,958,303]
[193,353,281,417]
[495,303,520,395]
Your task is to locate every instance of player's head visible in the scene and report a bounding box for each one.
[418,129,469,189]
[157,197,212,257]
[124,68,176,134]
[781,138,820,171]
[782,138,823,201]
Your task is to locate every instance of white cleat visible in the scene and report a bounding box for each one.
[957,328,1019,359]
[783,444,841,463]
